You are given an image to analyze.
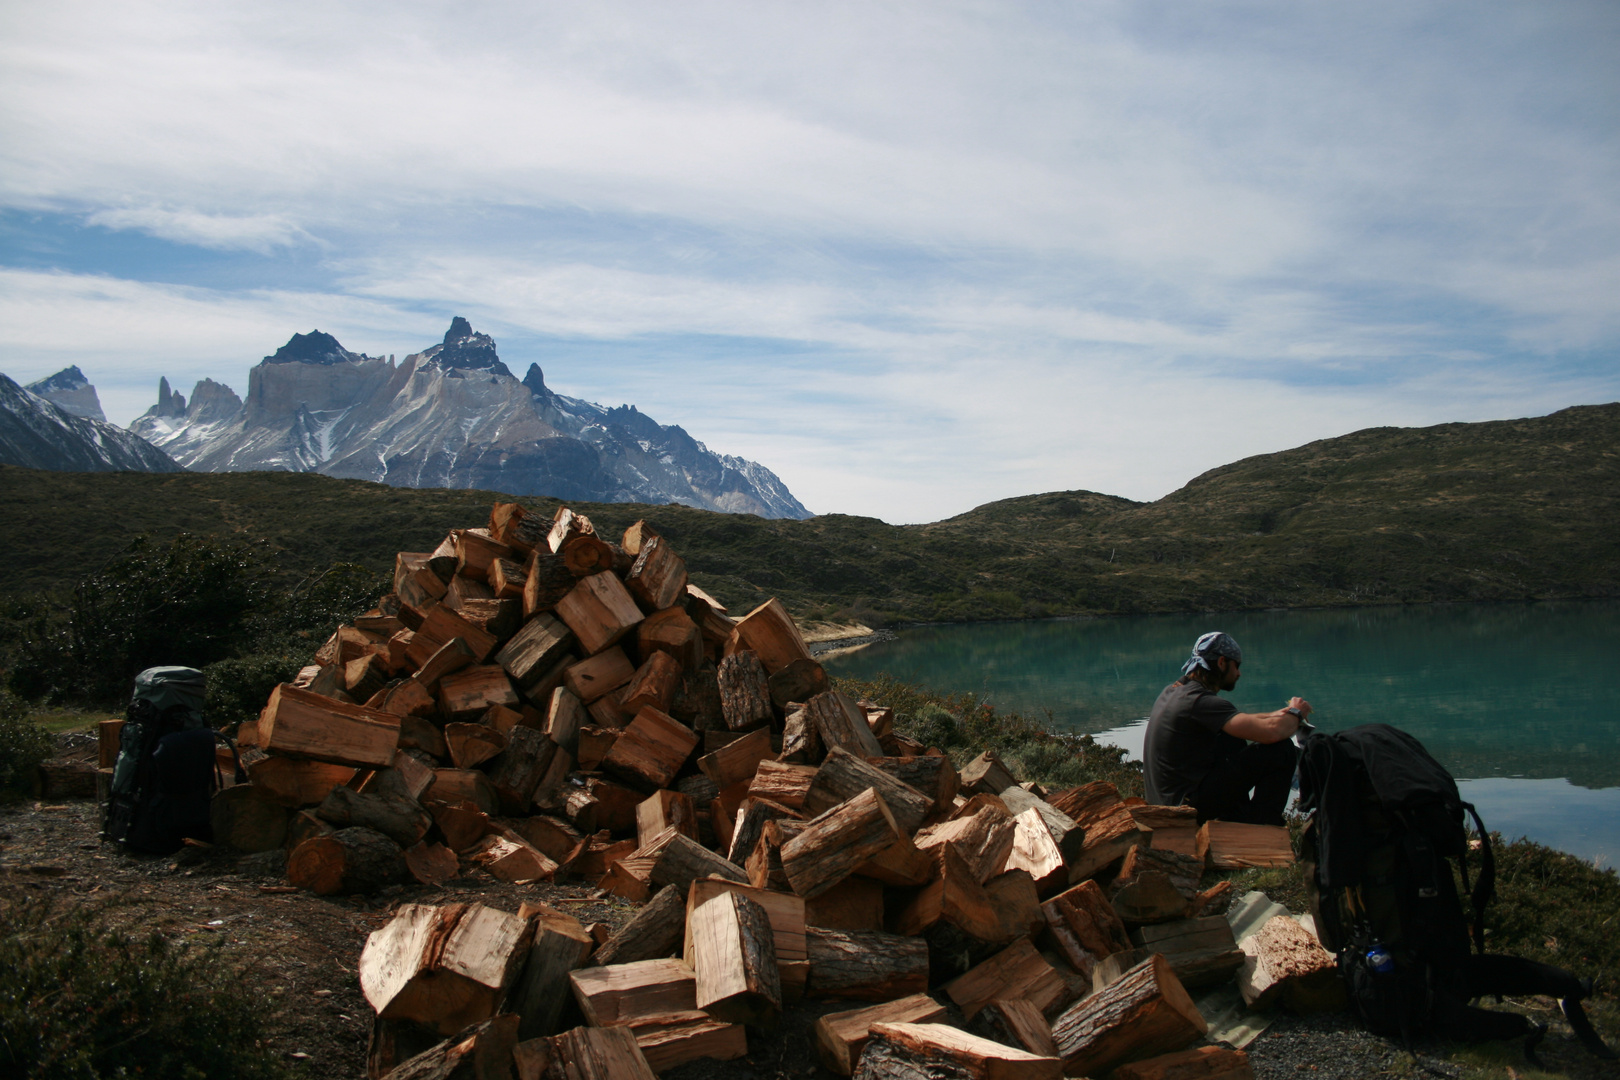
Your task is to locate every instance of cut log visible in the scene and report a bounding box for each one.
[1004,807,1067,895]
[425,533,459,581]
[1197,821,1295,869]
[601,707,700,791]
[708,778,752,853]
[244,755,356,808]
[1048,953,1206,1078]
[489,501,547,554]
[412,637,478,693]
[996,786,1084,864]
[779,703,823,765]
[397,551,450,601]
[624,536,688,613]
[716,650,774,732]
[533,746,574,812]
[1235,915,1342,1012]
[912,801,1016,884]
[984,868,1045,942]
[960,751,1019,797]
[541,1024,657,1080]
[804,874,886,933]
[575,725,618,771]
[726,598,811,675]
[1111,846,1206,925]
[583,777,641,835]
[620,650,683,715]
[554,572,644,656]
[456,528,514,581]
[1051,781,1149,883]
[600,856,656,901]
[586,688,635,729]
[494,614,575,694]
[749,759,817,809]
[523,548,578,618]
[316,785,432,847]
[636,606,704,671]
[973,998,1059,1059]
[943,938,1073,1021]
[866,755,959,814]
[1130,804,1201,858]
[288,826,405,895]
[259,683,401,768]
[210,784,289,852]
[895,844,1006,944]
[507,902,596,1039]
[360,902,535,1035]
[570,957,695,1026]
[780,787,905,899]
[345,652,390,702]
[805,691,885,759]
[725,796,799,867]
[698,725,773,790]
[805,927,930,1001]
[1111,1045,1256,1080]
[767,657,829,712]
[431,800,493,853]
[684,878,809,1001]
[745,817,805,893]
[1127,916,1244,989]
[803,747,934,836]
[487,726,558,815]
[856,1023,1063,1080]
[287,808,335,850]
[382,1014,520,1080]
[591,884,684,967]
[383,683,442,726]
[688,889,781,1025]
[543,686,587,754]
[444,722,509,769]
[624,1010,747,1073]
[636,825,748,892]
[636,789,698,848]
[561,532,618,578]
[405,840,459,886]
[814,994,947,1077]
[408,606,499,666]
[1040,879,1132,981]
[468,833,558,882]
[427,769,500,815]
[854,829,935,888]
[439,666,520,723]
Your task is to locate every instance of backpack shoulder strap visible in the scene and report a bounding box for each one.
[1461,802,1495,954]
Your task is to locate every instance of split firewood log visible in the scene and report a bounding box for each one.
[688,889,782,1025]
[592,885,686,967]
[803,747,934,836]
[725,598,811,675]
[1127,916,1245,989]
[716,650,773,732]
[804,927,930,1002]
[854,1023,1062,1080]
[780,787,905,899]
[360,903,535,1036]
[1040,879,1133,981]
[540,1025,657,1080]
[316,785,431,847]
[380,1014,519,1080]
[971,997,1059,1059]
[814,994,946,1077]
[1048,953,1207,1078]
[507,902,596,1039]
[942,938,1074,1021]
[1111,1045,1256,1080]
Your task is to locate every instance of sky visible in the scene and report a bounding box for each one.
[1,1,1616,524]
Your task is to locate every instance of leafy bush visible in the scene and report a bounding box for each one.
[0,898,291,1080]
[0,688,51,795]
[203,652,307,729]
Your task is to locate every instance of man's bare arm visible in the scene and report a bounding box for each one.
[1223,697,1312,744]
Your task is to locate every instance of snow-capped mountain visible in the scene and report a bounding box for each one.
[130,318,813,518]
[25,366,107,421]
[0,372,182,474]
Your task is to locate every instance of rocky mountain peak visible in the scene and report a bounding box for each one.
[26,366,107,422]
[426,317,509,376]
[521,362,549,399]
[265,330,354,366]
[155,376,186,417]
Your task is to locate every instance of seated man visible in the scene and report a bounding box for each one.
[1143,631,1311,825]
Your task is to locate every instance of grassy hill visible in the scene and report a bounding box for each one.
[2,402,1616,623]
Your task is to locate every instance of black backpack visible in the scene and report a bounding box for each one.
[1296,723,1614,1060]
[104,666,219,854]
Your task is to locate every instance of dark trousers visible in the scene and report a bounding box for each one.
[1191,739,1298,825]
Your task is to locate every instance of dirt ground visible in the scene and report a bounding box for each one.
[3,792,1614,1080]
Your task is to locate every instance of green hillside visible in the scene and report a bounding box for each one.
[2,402,1616,623]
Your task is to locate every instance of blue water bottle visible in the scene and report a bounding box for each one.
[1365,945,1395,974]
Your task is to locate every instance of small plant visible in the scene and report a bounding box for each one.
[0,897,292,1080]
[0,687,51,795]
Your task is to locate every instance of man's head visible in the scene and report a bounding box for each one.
[1182,631,1242,690]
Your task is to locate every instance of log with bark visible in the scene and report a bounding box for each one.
[543,686,587,754]
[1047,953,1207,1078]
[625,536,689,613]
[540,1025,657,1080]
[637,606,705,671]
[289,826,405,895]
[804,691,886,759]
[486,727,558,816]
[943,938,1073,1021]
[316,785,433,848]
[1127,916,1245,989]
[767,657,829,713]
[716,648,775,733]
[494,614,575,695]
[699,725,773,790]
[725,796,800,867]
[553,572,644,656]
[570,956,696,1026]
[1049,781,1149,883]
[814,994,947,1077]
[592,884,686,967]
[1040,878,1133,981]
[804,927,930,1002]
[523,549,578,618]
[687,889,782,1026]
[684,879,810,998]
[749,760,817,809]
[623,1010,747,1073]
[779,704,824,765]
[563,648,636,705]
[380,1014,519,1080]
[971,997,1059,1059]
[1110,846,1207,925]
[507,902,597,1039]
[912,800,1016,885]
[726,598,812,675]
[854,1023,1063,1080]
[259,683,402,768]
[601,707,700,791]
[865,755,959,814]
[636,825,749,892]
[620,650,683,717]
[780,787,906,899]
[408,606,499,666]
[1111,1045,1256,1080]
[244,755,356,808]
[803,747,934,836]
[959,751,1019,797]
[635,789,698,847]
[1129,804,1201,858]
[467,833,558,883]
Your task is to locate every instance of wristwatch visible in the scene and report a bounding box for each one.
[1283,706,1304,718]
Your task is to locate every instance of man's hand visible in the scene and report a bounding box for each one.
[1288,696,1313,719]
[1224,699,1310,744]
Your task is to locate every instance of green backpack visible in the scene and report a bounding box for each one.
[104,667,212,852]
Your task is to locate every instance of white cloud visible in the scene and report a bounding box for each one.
[83,207,313,253]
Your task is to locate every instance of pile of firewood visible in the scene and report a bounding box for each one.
[192,500,1338,1080]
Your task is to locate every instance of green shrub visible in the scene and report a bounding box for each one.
[203,652,307,729]
[0,688,52,795]
[0,898,291,1080]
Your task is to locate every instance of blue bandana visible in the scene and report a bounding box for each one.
[1182,631,1242,677]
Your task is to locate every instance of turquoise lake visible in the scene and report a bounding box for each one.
[822,601,1620,867]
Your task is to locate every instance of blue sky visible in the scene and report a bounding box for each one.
[2,1,1616,523]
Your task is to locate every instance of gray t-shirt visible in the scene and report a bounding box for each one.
[1143,679,1243,806]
